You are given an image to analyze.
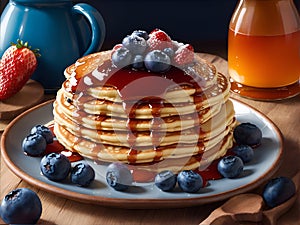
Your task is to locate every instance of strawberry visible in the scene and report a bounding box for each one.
[0,40,39,100]
[174,44,194,66]
[147,29,173,51]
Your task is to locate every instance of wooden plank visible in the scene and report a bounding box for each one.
[0,79,44,131]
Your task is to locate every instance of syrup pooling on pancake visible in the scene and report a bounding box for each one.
[70,65,204,155]
[53,29,236,172]
[67,48,212,151]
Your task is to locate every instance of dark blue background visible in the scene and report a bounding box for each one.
[91,0,237,42]
[1,0,300,57]
[73,0,300,57]
[78,0,238,53]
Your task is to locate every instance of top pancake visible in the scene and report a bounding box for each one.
[64,51,217,90]
[60,51,229,119]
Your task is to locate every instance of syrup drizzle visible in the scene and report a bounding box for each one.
[127,151,232,184]
[46,125,84,162]
[46,125,237,183]
[68,60,207,163]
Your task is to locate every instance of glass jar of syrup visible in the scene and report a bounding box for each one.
[228,0,300,100]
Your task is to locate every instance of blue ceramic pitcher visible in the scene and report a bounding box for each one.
[0,0,105,92]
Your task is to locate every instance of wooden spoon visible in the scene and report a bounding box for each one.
[200,171,300,225]
[199,193,264,225]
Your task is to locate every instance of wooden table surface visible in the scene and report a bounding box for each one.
[1,54,299,225]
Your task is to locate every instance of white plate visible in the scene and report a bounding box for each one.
[1,99,283,208]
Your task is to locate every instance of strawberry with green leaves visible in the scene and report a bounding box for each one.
[0,40,40,100]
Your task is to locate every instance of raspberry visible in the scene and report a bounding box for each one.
[147,29,172,51]
[174,44,194,66]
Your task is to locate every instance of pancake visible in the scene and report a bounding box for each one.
[77,73,230,118]
[64,51,217,91]
[53,119,235,166]
[54,99,223,132]
[54,99,234,147]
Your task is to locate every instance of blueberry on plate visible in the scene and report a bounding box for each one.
[155,170,177,192]
[106,162,133,191]
[122,34,147,55]
[131,30,149,40]
[262,176,296,208]
[0,188,42,225]
[111,47,132,68]
[232,144,254,163]
[144,50,171,73]
[22,133,47,156]
[218,155,244,178]
[71,162,95,187]
[177,170,203,193]
[40,153,71,181]
[233,122,262,147]
[31,124,54,144]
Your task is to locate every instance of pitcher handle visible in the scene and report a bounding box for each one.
[72,3,106,56]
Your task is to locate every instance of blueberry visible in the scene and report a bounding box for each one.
[31,125,54,144]
[218,155,244,178]
[106,162,133,191]
[132,54,144,70]
[40,153,71,181]
[232,144,254,163]
[111,47,132,68]
[155,170,177,192]
[234,123,263,147]
[22,133,47,156]
[144,50,171,73]
[0,188,42,224]
[132,30,149,40]
[163,47,175,58]
[177,170,203,193]
[122,34,147,55]
[262,176,296,208]
[71,162,95,187]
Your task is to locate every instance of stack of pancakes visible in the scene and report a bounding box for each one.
[53,50,236,173]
